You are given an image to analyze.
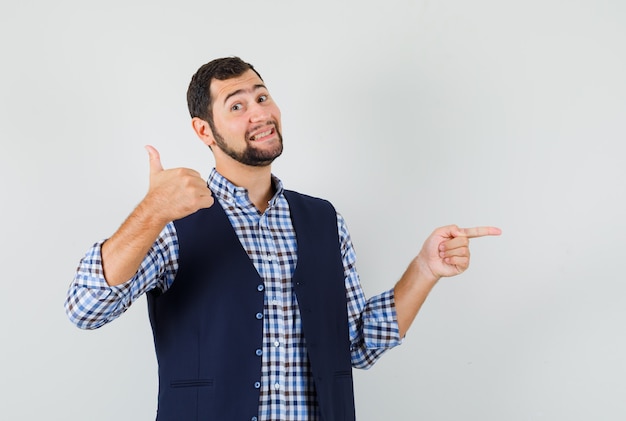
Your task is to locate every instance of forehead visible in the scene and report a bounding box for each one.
[210,69,266,105]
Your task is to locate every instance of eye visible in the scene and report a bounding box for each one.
[231,103,243,111]
[258,95,268,103]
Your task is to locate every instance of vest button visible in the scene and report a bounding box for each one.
[255,312,263,320]
[255,348,263,356]
[251,417,258,421]
[257,284,264,292]
[254,381,261,389]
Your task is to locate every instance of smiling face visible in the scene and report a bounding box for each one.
[203,69,283,167]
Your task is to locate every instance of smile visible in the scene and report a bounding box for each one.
[249,128,275,142]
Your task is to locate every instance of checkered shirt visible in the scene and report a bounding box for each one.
[65,168,402,420]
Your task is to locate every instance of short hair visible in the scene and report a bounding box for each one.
[186,56,263,122]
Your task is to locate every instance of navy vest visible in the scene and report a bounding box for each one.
[146,190,356,420]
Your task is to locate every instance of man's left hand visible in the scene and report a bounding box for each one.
[417,225,502,280]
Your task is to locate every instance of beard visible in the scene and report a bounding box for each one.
[211,121,284,167]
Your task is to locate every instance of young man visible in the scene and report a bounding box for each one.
[65,57,501,421]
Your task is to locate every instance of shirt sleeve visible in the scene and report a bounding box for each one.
[338,213,403,369]
[64,222,179,330]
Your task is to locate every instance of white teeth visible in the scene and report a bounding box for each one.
[252,129,272,141]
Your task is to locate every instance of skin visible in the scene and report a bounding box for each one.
[100,69,501,339]
[393,225,501,336]
[191,70,282,211]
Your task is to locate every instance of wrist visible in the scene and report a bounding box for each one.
[136,195,171,228]
[412,254,440,286]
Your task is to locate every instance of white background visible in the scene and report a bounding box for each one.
[1,0,625,420]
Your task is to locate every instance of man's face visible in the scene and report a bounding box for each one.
[208,69,283,167]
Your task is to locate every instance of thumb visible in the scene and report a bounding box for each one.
[436,224,463,239]
[450,225,465,237]
[145,145,164,175]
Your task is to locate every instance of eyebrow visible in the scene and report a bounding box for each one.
[223,84,267,105]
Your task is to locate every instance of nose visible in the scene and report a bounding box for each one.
[249,102,271,123]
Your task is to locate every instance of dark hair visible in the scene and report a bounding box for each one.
[186,57,263,123]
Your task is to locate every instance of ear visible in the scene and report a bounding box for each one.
[191,117,215,147]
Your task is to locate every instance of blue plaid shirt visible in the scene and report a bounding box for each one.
[66,169,402,421]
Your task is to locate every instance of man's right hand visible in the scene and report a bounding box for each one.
[144,145,214,223]
[100,146,214,286]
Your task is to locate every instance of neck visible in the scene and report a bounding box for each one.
[216,160,274,212]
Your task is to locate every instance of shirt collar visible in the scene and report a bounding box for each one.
[207,168,285,208]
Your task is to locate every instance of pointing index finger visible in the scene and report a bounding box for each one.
[461,226,502,238]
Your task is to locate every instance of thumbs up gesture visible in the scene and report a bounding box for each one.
[144,145,214,223]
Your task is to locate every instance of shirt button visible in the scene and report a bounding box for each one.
[266,253,274,262]
[274,340,280,347]
[257,284,264,292]
[274,383,280,390]
[255,312,263,320]
[255,348,263,356]
[272,299,279,306]
[254,381,261,389]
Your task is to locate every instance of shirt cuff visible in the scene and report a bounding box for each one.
[73,241,133,300]
[362,288,403,349]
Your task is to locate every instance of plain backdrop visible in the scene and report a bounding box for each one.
[1,0,625,420]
